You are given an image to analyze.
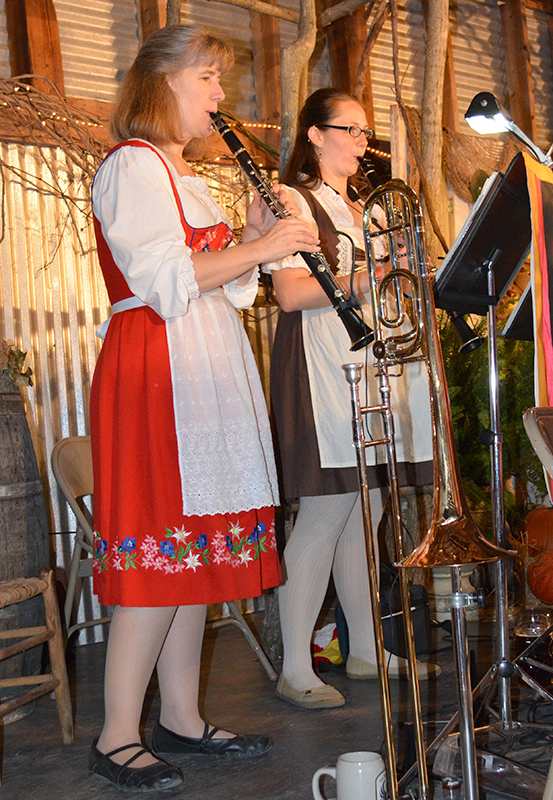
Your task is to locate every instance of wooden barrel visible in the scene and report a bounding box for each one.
[0,373,50,720]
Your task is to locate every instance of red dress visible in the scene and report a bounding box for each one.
[90,141,281,606]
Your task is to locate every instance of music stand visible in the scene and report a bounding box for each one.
[400,152,549,799]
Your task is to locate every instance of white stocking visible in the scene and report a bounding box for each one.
[332,490,383,664]
[279,492,358,691]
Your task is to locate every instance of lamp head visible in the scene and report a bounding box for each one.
[465,92,512,135]
[465,91,553,166]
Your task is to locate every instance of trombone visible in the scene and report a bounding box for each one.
[343,179,513,799]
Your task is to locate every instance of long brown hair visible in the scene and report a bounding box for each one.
[282,88,361,187]
[111,25,234,146]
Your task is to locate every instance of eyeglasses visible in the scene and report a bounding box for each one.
[320,124,374,139]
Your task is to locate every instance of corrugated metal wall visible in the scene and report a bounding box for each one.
[54,0,140,102]
[527,7,553,155]
[0,0,552,142]
[450,0,508,134]
[371,0,427,140]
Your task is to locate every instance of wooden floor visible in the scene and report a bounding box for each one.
[1,612,552,799]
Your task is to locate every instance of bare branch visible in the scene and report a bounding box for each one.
[389,0,448,253]
[321,0,371,27]
[207,0,299,22]
[354,0,390,98]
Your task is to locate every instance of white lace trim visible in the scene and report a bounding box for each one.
[166,289,279,517]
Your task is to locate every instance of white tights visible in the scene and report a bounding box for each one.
[279,490,402,691]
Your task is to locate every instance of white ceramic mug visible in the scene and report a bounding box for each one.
[312,751,388,800]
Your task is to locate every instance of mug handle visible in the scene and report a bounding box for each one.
[312,766,336,800]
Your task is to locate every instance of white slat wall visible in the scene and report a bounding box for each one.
[370,0,427,140]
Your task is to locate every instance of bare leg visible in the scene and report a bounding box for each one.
[96,605,178,765]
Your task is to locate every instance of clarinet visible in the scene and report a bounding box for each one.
[357,155,383,191]
[210,112,374,352]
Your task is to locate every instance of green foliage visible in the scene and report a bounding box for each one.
[439,312,545,536]
[1,340,33,387]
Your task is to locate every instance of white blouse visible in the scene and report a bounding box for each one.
[264,182,433,470]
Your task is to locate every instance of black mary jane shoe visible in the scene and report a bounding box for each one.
[152,721,273,759]
[89,738,184,792]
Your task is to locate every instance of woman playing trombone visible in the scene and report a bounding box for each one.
[264,88,439,709]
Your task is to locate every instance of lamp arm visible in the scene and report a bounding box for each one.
[507,120,553,167]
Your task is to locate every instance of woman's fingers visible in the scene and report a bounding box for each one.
[262,218,319,259]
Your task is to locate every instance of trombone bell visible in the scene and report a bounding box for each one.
[400,514,513,568]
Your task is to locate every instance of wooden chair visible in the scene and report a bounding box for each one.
[51,435,277,679]
[523,407,553,479]
[0,568,74,783]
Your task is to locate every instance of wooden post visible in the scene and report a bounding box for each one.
[420,0,450,258]
[500,0,536,141]
[421,0,459,133]
[251,0,281,126]
[390,105,408,182]
[138,0,166,42]
[5,0,65,96]
[166,0,181,25]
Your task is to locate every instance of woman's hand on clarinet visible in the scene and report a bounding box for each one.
[254,217,320,262]
[243,184,303,238]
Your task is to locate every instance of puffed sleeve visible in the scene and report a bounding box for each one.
[262,187,317,274]
[222,259,260,309]
[92,146,200,319]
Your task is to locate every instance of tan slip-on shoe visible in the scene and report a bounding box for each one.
[346,654,442,681]
[276,674,345,709]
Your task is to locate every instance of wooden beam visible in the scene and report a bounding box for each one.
[0,96,112,149]
[323,1,375,131]
[500,0,536,140]
[250,0,282,128]
[0,95,279,169]
[138,0,166,43]
[5,0,64,96]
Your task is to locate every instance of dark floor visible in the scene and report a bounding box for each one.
[1,613,553,800]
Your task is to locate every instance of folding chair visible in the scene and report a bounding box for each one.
[51,436,111,640]
[51,436,276,679]
[523,407,553,479]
